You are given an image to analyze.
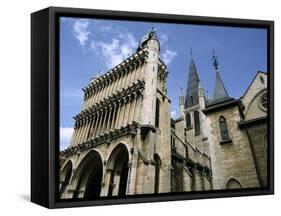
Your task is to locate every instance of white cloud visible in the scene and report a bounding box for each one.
[73,20,90,46]
[159,34,168,45]
[60,127,74,150]
[171,110,178,119]
[162,49,177,65]
[91,31,138,69]
[99,24,113,32]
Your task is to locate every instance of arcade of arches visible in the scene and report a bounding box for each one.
[59,144,132,198]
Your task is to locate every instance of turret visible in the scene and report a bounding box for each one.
[139,28,160,126]
[179,87,185,115]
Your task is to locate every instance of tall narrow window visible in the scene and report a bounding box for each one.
[190,95,193,106]
[219,116,230,140]
[194,111,200,136]
[186,113,191,128]
[155,99,160,128]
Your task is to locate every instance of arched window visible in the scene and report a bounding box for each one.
[186,113,191,128]
[219,116,230,140]
[194,111,200,136]
[155,99,160,128]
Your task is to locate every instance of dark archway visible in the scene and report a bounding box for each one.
[226,178,242,189]
[60,160,72,198]
[107,144,129,196]
[154,154,161,193]
[72,150,103,199]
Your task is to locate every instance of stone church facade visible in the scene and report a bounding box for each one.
[59,29,268,199]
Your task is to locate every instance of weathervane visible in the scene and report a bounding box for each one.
[211,49,219,70]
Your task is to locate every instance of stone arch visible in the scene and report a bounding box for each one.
[106,143,130,196]
[59,160,73,198]
[70,150,104,199]
[226,178,242,189]
[154,154,161,193]
[245,89,267,118]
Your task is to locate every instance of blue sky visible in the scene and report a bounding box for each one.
[60,17,267,150]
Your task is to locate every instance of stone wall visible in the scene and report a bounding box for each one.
[205,104,260,189]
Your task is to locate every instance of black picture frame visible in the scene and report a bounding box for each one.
[31,6,274,208]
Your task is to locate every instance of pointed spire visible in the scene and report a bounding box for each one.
[210,50,232,104]
[213,70,229,100]
[185,52,200,108]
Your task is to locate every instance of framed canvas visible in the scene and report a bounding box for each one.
[31,6,274,208]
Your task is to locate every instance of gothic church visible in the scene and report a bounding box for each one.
[59,29,268,198]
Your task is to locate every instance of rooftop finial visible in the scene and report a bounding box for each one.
[180,87,184,96]
[211,49,219,70]
[150,26,156,35]
[190,47,193,57]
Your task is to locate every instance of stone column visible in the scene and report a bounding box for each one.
[70,128,77,146]
[117,72,124,91]
[78,120,87,143]
[84,117,93,141]
[115,101,122,129]
[112,171,121,196]
[105,80,111,98]
[110,103,117,130]
[126,68,133,87]
[80,118,88,142]
[128,93,137,123]
[96,86,103,104]
[101,108,109,134]
[194,170,202,191]
[84,97,89,110]
[93,88,99,104]
[105,79,113,97]
[112,75,119,94]
[127,135,138,195]
[92,112,101,138]
[96,110,105,136]
[117,100,126,129]
[105,106,113,131]
[88,114,96,138]
[101,169,113,196]
[122,97,131,127]
[73,124,80,145]
[124,68,130,87]
[99,84,106,102]
[75,124,83,144]
[133,94,142,122]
